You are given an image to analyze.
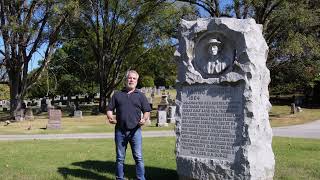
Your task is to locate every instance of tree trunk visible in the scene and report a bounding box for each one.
[8,69,23,120]
[99,76,107,113]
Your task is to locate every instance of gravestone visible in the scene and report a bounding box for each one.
[35,99,41,107]
[40,98,47,112]
[167,105,176,123]
[157,105,168,127]
[175,18,274,180]
[73,110,83,119]
[290,103,296,114]
[14,109,25,121]
[156,89,161,96]
[47,109,62,129]
[25,108,34,120]
[157,94,169,126]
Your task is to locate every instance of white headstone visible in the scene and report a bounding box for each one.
[73,110,83,119]
[157,105,168,127]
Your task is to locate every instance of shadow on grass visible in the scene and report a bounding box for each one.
[58,160,178,180]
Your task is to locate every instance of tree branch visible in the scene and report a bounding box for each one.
[26,6,50,62]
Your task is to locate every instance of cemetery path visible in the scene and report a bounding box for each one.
[272,119,320,139]
[1,120,320,141]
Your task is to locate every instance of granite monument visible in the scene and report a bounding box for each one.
[175,18,274,180]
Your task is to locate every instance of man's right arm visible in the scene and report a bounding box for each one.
[106,93,117,124]
[106,110,117,124]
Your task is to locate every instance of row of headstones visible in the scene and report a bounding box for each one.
[12,107,84,122]
[139,86,174,96]
[0,95,97,109]
[47,95,176,129]
[0,86,170,111]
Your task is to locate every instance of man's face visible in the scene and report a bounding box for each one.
[126,73,138,90]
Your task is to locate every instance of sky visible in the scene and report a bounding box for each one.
[1,0,234,73]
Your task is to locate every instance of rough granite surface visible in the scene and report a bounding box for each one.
[175,18,275,180]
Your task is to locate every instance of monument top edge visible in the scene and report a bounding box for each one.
[181,17,257,23]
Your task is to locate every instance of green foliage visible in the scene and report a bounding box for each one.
[165,75,176,87]
[56,74,82,96]
[140,76,155,87]
[0,84,9,100]
[26,70,56,99]
[136,45,177,87]
[270,59,320,95]
[49,39,99,97]
[0,0,78,116]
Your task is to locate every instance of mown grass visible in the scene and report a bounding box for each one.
[0,137,319,180]
[0,115,174,135]
[273,137,320,180]
[0,137,177,180]
[270,105,320,127]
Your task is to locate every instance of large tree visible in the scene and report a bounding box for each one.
[71,0,194,112]
[0,0,77,118]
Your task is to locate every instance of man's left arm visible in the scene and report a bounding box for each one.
[139,93,152,126]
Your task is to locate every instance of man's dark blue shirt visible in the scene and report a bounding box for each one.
[107,89,152,130]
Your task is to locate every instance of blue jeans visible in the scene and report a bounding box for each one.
[115,127,145,180]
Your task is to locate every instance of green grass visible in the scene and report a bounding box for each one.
[0,137,319,180]
[273,137,320,180]
[0,137,176,180]
[0,115,175,135]
[270,106,320,127]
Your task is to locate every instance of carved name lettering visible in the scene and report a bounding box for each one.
[180,84,244,161]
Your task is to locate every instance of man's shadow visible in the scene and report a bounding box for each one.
[57,160,178,180]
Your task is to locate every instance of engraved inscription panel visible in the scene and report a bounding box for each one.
[180,84,244,161]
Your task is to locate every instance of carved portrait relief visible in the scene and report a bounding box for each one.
[192,33,235,79]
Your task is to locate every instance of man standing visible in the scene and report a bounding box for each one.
[107,70,151,180]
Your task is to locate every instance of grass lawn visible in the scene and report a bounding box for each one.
[269,105,320,127]
[0,137,177,180]
[0,137,319,180]
[0,115,174,135]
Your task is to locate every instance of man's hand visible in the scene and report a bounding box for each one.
[138,118,146,126]
[108,117,117,124]
[106,110,117,124]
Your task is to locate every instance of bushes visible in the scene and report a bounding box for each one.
[140,76,155,87]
